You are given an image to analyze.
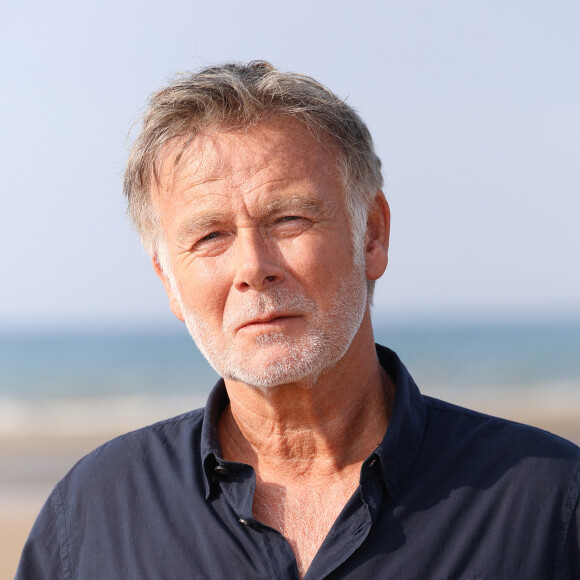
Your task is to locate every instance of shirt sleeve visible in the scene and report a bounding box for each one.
[562,461,580,579]
[566,495,580,578]
[15,486,69,580]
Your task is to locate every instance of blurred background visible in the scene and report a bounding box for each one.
[1,0,579,575]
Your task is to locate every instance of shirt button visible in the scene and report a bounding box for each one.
[214,465,231,475]
[239,518,257,529]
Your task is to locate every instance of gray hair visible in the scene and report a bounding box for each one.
[123,60,383,291]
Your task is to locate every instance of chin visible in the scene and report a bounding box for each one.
[224,359,322,392]
[215,336,329,392]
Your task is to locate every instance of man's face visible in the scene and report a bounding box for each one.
[152,118,370,390]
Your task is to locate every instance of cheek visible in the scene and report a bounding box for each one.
[176,259,230,317]
[294,232,351,268]
[283,237,352,294]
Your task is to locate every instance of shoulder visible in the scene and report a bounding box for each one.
[394,396,580,578]
[16,408,208,579]
[86,406,204,458]
[421,395,580,483]
[61,407,206,492]
[424,394,580,455]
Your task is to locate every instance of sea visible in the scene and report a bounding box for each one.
[1,319,579,440]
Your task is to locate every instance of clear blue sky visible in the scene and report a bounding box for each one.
[1,0,579,329]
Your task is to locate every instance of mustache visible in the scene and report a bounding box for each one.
[223,288,316,331]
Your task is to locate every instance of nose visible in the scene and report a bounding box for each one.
[232,228,285,291]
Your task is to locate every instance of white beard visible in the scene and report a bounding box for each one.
[176,262,368,393]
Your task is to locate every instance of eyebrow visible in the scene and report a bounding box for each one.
[176,196,329,243]
[177,211,228,243]
[260,196,327,216]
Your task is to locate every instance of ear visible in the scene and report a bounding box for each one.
[152,256,185,322]
[365,190,390,281]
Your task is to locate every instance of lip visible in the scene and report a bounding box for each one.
[235,314,299,333]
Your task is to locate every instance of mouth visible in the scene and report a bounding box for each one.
[235,314,299,333]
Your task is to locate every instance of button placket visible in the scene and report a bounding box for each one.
[212,461,297,579]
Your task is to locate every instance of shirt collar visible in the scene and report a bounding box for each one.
[201,379,230,499]
[374,344,428,498]
[200,344,428,500]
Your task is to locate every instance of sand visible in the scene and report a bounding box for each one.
[2,410,579,580]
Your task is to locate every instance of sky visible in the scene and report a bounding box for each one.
[1,0,579,330]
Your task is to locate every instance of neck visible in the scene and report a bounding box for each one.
[218,320,393,481]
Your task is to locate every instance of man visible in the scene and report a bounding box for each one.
[18,61,579,579]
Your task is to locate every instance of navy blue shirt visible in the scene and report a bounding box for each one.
[17,346,580,579]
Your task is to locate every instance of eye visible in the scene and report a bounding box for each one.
[194,231,222,248]
[272,215,311,236]
[201,231,220,241]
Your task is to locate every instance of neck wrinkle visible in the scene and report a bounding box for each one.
[218,355,393,481]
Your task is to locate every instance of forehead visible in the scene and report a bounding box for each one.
[153,117,343,207]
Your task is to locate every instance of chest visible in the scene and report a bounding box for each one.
[63,473,563,580]
[252,477,360,577]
